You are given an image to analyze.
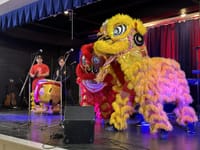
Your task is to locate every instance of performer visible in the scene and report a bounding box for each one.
[29,55,50,111]
[53,56,74,107]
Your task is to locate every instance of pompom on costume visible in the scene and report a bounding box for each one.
[93,14,198,133]
[76,43,116,119]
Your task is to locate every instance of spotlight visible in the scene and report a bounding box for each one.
[64,10,69,15]
[180,8,186,17]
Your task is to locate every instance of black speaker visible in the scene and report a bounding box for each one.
[63,106,95,144]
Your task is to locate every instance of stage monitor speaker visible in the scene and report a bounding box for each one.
[63,106,95,144]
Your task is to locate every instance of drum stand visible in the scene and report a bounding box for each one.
[44,52,71,129]
[59,78,64,127]
[41,80,64,130]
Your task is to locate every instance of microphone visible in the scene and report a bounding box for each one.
[33,49,43,55]
[70,61,76,65]
[38,49,43,53]
[65,48,74,55]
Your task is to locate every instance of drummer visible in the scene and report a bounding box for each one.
[29,55,50,112]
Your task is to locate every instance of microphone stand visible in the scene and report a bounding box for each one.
[56,53,71,127]
[19,54,37,125]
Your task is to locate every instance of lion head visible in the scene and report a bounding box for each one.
[94,14,147,57]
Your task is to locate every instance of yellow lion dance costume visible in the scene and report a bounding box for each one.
[94,14,198,134]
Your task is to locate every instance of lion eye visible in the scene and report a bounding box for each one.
[134,33,144,46]
[113,24,126,36]
[92,56,100,64]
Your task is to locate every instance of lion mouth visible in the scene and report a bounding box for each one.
[82,80,106,93]
[99,35,111,41]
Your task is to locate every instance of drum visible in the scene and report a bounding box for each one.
[34,79,60,104]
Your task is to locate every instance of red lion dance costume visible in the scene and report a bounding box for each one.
[76,43,116,119]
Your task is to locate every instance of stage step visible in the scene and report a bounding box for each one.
[0,134,65,150]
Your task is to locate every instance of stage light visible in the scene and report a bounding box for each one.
[64,10,69,15]
[180,8,186,17]
[192,13,200,19]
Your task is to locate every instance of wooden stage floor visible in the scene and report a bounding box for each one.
[0,108,200,150]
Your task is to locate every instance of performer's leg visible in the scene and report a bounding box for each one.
[66,89,74,106]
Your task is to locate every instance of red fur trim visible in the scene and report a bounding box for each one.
[110,61,125,85]
[81,43,94,61]
[76,64,95,80]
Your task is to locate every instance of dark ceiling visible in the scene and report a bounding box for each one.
[1,0,200,48]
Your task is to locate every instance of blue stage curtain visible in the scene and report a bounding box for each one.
[0,0,97,31]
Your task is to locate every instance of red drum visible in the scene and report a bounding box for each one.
[34,79,60,104]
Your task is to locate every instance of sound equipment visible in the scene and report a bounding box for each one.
[4,92,17,107]
[188,78,200,118]
[63,106,95,144]
[4,79,17,108]
[192,70,200,75]
[187,78,200,85]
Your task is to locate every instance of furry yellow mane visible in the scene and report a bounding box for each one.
[93,14,197,133]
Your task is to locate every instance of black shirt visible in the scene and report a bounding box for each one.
[53,65,71,89]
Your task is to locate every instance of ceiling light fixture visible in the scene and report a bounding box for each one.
[0,0,10,5]
[180,8,186,17]
[64,10,69,15]
[144,12,200,27]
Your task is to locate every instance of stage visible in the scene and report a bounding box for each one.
[0,108,200,150]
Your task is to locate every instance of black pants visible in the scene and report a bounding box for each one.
[62,85,74,106]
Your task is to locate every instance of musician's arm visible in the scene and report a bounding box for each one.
[56,70,59,77]
[52,68,59,80]
[30,73,35,78]
[29,66,36,78]
[38,71,49,77]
